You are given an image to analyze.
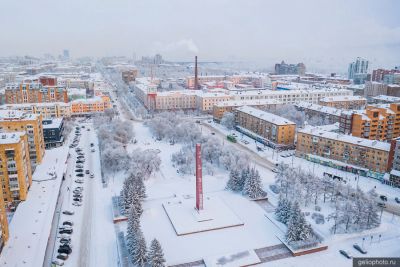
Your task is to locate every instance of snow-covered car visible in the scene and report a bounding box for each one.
[272,168,279,173]
[59,229,73,234]
[62,210,74,215]
[57,253,69,261]
[72,201,82,207]
[85,170,90,174]
[395,197,400,204]
[353,244,367,254]
[75,169,83,172]
[63,221,73,226]
[76,173,84,177]
[75,178,84,183]
[91,148,95,152]
[59,238,71,245]
[52,259,65,266]
[76,164,84,168]
[57,247,72,254]
[339,250,352,259]
[90,173,94,178]
[73,197,82,202]
[380,195,388,201]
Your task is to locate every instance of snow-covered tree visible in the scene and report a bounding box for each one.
[221,112,235,130]
[285,201,312,243]
[226,168,242,192]
[243,167,265,199]
[131,227,147,266]
[147,239,166,267]
[275,198,292,224]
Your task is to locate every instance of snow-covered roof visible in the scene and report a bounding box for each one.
[0,132,25,145]
[236,106,296,126]
[42,118,63,129]
[0,110,39,121]
[372,95,400,103]
[215,99,282,108]
[319,95,366,102]
[299,125,391,151]
[295,102,343,116]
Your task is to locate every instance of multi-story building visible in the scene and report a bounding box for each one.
[274,61,306,76]
[383,73,400,85]
[372,69,400,82]
[318,95,367,109]
[0,110,45,168]
[0,132,32,203]
[122,69,138,84]
[5,82,68,104]
[387,84,400,97]
[0,186,9,249]
[387,137,400,187]
[0,102,71,118]
[364,81,388,98]
[186,75,264,89]
[296,126,390,179]
[196,93,233,112]
[70,95,111,115]
[348,57,369,84]
[235,106,296,146]
[42,118,64,148]
[349,104,400,141]
[213,99,281,122]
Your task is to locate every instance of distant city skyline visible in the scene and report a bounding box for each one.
[1,0,399,73]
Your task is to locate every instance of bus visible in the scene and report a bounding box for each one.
[227,135,237,143]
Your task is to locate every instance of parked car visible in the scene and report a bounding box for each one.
[75,179,84,184]
[90,173,94,178]
[73,197,82,202]
[353,243,367,254]
[76,164,84,168]
[90,143,94,147]
[380,195,388,201]
[59,237,71,244]
[377,202,386,208]
[59,229,73,234]
[339,250,352,259]
[75,169,83,172]
[76,173,84,177]
[62,210,74,215]
[52,259,65,266]
[59,243,73,249]
[75,186,83,191]
[57,247,72,254]
[76,160,84,164]
[72,202,82,207]
[57,253,69,261]
[85,170,90,174]
[87,128,90,131]
[91,149,95,152]
[211,132,215,135]
[395,197,400,204]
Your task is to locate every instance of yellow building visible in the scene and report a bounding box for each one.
[0,102,71,118]
[350,103,400,141]
[70,95,111,115]
[296,126,390,178]
[0,110,45,169]
[0,132,32,203]
[0,185,9,247]
[235,106,296,146]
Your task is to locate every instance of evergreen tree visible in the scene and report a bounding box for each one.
[131,227,147,266]
[243,168,265,199]
[239,166,251,190]
[275,198,292,224]
[148,239,166,267]
[285,215,298,243]
[126,207,140,260]
[134,173,147,201]
[226,168,242,192]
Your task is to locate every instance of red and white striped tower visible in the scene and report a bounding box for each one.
[195,143,203,211]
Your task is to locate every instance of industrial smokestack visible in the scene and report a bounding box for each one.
[194,56,198,90]
[195,143,203,211]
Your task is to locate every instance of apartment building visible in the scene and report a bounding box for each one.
[5,82,68,104]
[0,186,9,249]
[70,95,111,115]
[154,91,197,110]
[0,102,71,118]
[0,110,44,168]
[350,104,400,141]
[122,69,138,84]
[364,82,387,98]
[213,99,281,122]
[388,137,400,187]
[295,102,343,124]
[186,75,264,89]
[196,93,233,112]
[0,132,32,203]
[235,106,296,146]
[296,126,390,179]
[319,95,367,110]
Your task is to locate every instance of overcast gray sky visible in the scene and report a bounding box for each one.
[1,0,399,72]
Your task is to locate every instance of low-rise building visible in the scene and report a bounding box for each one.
[213,99,281,122]
[42,118,64,148]
[70,95,111,115]
[0,110,45,168]
[0,132,32,203]
[296,126,390,179]
[319,95,367,109]
[0,102,71,118]
[235,106,296,146]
